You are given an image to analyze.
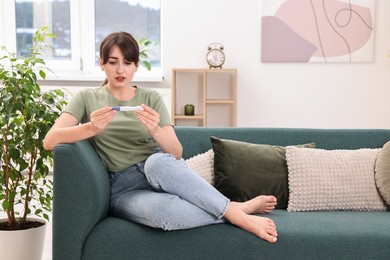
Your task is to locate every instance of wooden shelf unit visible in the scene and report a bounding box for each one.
[172,68,237,127]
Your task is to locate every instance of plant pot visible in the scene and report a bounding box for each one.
[0,218,47,260]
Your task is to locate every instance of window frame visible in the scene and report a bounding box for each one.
[0,0,162,82]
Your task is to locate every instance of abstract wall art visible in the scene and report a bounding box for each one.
[261,0,375,63]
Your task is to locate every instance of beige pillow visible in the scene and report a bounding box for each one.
[286,146,387,212]
[374,141,390,206]
[186,149,215,185]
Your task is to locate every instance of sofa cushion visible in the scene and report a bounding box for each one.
[82,211,390,260]
[186,149,215,185]
[374,141,390,206]
[210,136,315,209]
[286,146,387,211]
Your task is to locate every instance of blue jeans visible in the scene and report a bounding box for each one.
[109,150,229,231]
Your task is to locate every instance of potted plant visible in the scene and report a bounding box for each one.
[138,37,155,71]
[0,26,67,260]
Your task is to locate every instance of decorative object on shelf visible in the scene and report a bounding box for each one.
[206,43,225,69]
[184,104,195,115]
[0,26,68,260]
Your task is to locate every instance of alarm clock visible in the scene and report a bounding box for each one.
[206,43,225,69]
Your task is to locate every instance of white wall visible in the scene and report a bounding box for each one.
[162,0,390,128]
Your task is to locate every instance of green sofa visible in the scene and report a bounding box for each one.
[53,127,390,260]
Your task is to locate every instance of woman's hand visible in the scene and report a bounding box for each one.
[136,104,183,159]
[43,106,117,150]
[135,104,160,135]
[90,106,117,134]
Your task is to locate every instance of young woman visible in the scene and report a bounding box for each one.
[44,32,278,243]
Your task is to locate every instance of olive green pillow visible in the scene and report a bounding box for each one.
[375,141,390,206]
[210,136,315,209]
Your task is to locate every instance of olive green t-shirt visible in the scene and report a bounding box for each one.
[63,85,172,172]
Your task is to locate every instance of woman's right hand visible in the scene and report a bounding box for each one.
[44,106,117,150]
[90,106,117,134]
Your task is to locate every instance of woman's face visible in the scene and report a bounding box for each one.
[100,45,138,89]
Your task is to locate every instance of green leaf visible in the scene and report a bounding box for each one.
[39,70,46,79]
[47,33,56,39]
[137,37,155,70]
[9,148,20,159]
[2,199,9,211]
[141,61,151,71]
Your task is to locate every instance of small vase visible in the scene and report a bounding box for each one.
[184,104,195,116]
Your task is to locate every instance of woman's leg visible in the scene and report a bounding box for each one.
[144,152,229,218]
[111,189,225,230]
[109,161,225,231]
[144,152,278,242]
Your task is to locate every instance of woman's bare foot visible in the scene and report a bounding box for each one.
[246,215,278,242]
[224,202,278,243]
[237,195,277,214]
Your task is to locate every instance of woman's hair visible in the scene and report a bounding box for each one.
[99,32,140,86]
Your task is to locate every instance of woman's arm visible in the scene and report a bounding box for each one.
[136,104,183,159]
[43,107,116,150]
[149,125,183,159]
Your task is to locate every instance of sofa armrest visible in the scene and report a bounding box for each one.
[53,140,110,260]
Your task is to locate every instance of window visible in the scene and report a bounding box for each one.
[15,0,71,59]
[0,0,161,80]
[94,0,161,68]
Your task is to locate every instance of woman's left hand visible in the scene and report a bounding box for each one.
[135,104,160,135]
[136,104,183,159]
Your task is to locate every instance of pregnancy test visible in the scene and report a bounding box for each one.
[111,106,144,111]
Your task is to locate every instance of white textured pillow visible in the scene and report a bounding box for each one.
[286,146,387,212]
[186,149,215,185]
[374,141,390,206]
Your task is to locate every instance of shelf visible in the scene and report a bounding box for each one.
[172,68,237,127]
[173,68,237,73]
[206,99,236,104]
[173,115,204,120]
